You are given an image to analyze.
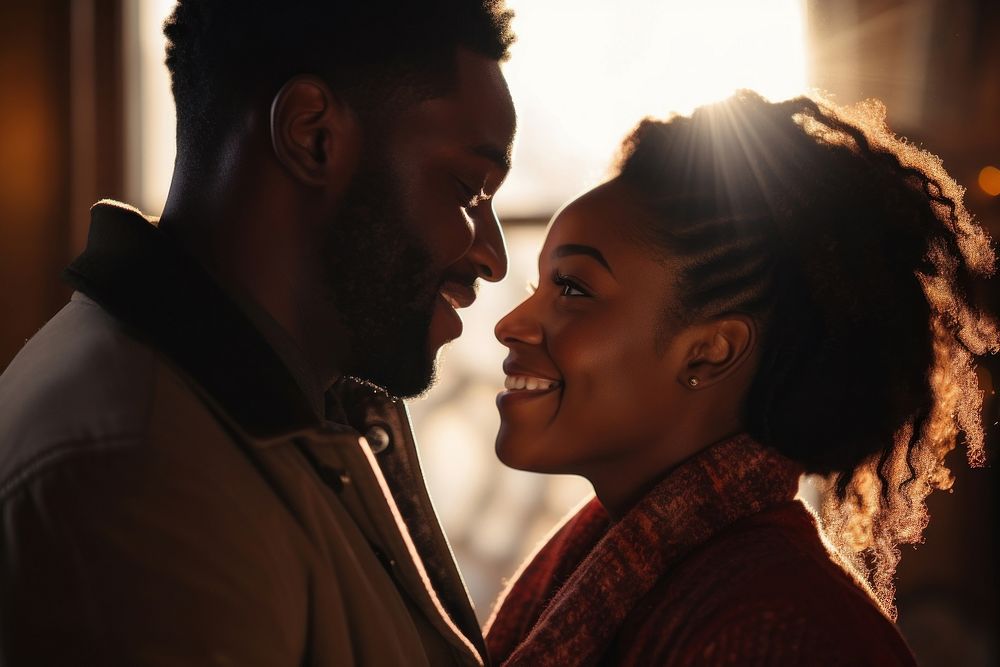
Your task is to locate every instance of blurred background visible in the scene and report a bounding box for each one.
[1,1,997,664]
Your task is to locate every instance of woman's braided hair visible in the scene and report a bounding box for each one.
[616,90,998,617]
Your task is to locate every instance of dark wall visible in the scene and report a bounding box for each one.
[0,1,74,367]
[0,0,123,368]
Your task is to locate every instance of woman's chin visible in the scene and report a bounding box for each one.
[494,430,529,470]
[495,428,560,474]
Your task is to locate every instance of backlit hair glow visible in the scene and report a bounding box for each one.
[616,91,998,618]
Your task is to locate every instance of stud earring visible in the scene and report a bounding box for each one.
[687,376,700,388]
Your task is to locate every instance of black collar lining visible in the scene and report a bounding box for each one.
[63,202,320,439]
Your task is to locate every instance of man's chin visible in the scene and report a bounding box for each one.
[350,348,438,400]
[345,302,441,399]
[382,367,437,400]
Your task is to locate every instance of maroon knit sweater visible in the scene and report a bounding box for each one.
[485,435,917,666]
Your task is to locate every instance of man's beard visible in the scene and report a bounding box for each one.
[320,158,443,398]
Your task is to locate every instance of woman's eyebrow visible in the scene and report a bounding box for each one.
[552,244,614,275]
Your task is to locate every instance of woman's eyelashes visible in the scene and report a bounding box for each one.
[526,270,592,298]
[551,270,591,297]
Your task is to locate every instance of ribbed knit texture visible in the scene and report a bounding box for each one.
[484,435,916,666]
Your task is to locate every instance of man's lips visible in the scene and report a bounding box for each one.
[429,280,476,347]
[438,281,476,309]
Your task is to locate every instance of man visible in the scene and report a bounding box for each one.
[0,1,516,664]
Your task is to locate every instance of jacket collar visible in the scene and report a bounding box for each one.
[64,201,321,440]
[485,434,803,666]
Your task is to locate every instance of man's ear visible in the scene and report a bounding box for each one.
[678,315,757,389]
[269,75,360,190]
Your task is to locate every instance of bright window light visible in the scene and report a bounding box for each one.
[133,1,808,219]
[499,0,810,217]
[128,0,177,217]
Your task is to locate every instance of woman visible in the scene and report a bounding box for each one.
[485,91,996,665]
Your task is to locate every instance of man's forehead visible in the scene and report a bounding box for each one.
[390,49,515,169]
[450,48,516,161]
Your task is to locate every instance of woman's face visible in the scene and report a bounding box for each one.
[494,179,695,489]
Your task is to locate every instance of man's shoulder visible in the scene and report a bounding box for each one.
[0,293,160,494]
[0,292,298,541]
[0,296,315,664]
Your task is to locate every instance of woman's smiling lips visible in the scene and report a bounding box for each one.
[504,375,559,391]
[497,361,562,407]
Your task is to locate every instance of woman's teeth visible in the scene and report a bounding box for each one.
[504,375,559,391]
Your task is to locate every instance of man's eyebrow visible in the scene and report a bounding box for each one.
[471,143,512,171]
[552,244,614,274]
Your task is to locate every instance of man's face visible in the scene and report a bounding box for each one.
[324,48,516,398]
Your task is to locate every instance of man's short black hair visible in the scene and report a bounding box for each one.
[164,0,515,171]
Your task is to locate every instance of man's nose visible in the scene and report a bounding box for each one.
[467,206,508,282]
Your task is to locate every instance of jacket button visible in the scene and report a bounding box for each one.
[364,425,391,454]
[318,465,350,492]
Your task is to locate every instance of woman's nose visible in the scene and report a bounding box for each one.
[495,294,543,346]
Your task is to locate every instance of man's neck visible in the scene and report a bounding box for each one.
[159,191,346,412]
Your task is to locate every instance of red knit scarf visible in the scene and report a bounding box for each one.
[484,434,803,666]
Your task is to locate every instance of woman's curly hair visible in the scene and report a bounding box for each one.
[615,90,998,618]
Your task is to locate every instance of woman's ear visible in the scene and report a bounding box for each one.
[269,75,360,190]
[679,315,757,389]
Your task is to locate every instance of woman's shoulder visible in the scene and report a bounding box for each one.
[607,501,917,665]
[683,501,873,603]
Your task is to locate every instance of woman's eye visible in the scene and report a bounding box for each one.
[553,272,588,297]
